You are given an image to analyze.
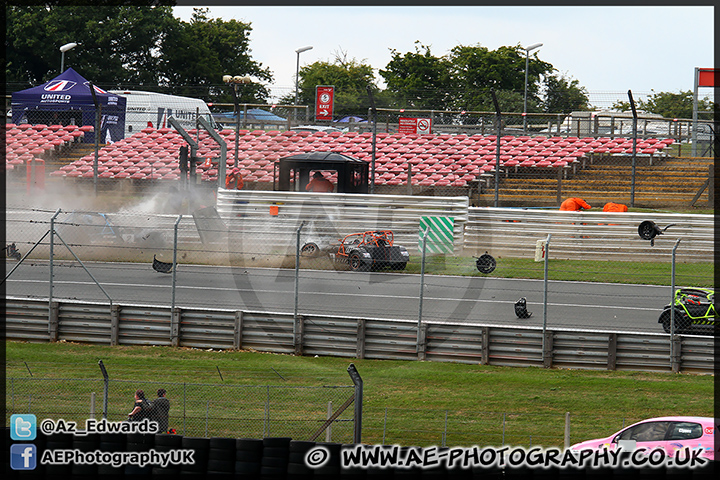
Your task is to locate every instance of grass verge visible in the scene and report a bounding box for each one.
[402,256,713,287]
[6,341,713,448]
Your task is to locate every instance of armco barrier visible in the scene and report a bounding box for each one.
[4,297,713,374]
[463,208,713,262]
[5,205,712,263]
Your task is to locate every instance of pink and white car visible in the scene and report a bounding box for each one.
[571,416,716,460]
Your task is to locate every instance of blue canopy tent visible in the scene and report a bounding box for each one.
[213,108,287,122]
[334,115,367,123]
[11,68,126,143]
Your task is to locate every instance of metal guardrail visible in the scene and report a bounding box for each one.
[5,204,712,262]
[4,297,713,375]
[216,190,470,254]
[464,208,714,262]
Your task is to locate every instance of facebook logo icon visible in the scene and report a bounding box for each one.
[10,444,37,470]
[10,414,36,440]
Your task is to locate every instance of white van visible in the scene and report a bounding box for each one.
[109,90,216,138]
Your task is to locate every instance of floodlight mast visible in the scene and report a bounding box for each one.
[523,42,543,134]
[294,46,313,123]
[59,42,79,72]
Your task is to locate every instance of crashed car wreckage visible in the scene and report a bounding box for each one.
[302,230,410,272]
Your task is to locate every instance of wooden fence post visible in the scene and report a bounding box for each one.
[294,315,304,355]
[417,324,428,361]
[607,333,618,371]
[48,301,59,342]
[481,327,490,365]
[110,304,119,346]
[542,330,554,368]
[233,311,244,350]
[170,307,180,348]
[356,319,366,359]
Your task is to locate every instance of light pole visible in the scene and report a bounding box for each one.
[223,75,252,180]
[60,42,79,73]
[523,42,542,134]
[294,46,313,123]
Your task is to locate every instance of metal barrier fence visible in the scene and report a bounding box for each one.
[4,375,649,448]
[5,376,356,442]
[4,297,714,375]
[5,201,713,263]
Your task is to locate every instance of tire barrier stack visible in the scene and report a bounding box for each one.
[152,433,182,475]
[261,436,291,476]
[235,438,263,476]
[4,427,716,478]
[179,436,208,475]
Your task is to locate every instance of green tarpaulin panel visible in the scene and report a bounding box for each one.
[419,216,454,254]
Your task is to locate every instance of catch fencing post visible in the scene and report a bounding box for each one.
[564,412,571,448]
[326,401,333,442]
[171,215,182,311]
[670,238,681,372]
[294,222,305,353]
[417,228,428,353]
[98,360,109,420]
[49,209,61,333]
[491,90,501,207]
[628,90,638,207]
[541,234,552,356]
[171,215,182,347]
[347,364,363,444]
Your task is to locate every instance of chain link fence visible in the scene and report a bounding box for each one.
[6,376,648,448]
[6,377,356,442]
[363,408,643,448]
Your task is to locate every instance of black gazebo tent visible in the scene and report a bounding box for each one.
[274,152,369,193]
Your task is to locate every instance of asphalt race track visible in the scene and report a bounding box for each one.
[5,260,672,334]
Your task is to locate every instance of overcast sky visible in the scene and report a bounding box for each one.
[173,5,715,108]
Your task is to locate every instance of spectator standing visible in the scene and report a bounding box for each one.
[127,389,151,422]
[559,197,592,211]
[152,389,170,433]
[306,171,334,193]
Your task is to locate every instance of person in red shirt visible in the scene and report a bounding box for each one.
[225,168,244,190]
[559,197,591,211]
[306,171,334,193]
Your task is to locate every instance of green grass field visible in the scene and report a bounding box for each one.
[6,341,713,448]
[402,256,713,287]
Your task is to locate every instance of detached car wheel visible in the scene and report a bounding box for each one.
[476,253,496,274]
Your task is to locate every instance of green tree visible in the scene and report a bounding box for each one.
[288,50,378,119]
[5,6,272,105]
[541,73,590,114]
[5,4,176,89]
[447,44,552,112]
[379,42,453,110]
[160,8,273,104]
[612,90,716,119]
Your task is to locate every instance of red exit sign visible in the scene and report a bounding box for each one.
[315,86,334,121]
